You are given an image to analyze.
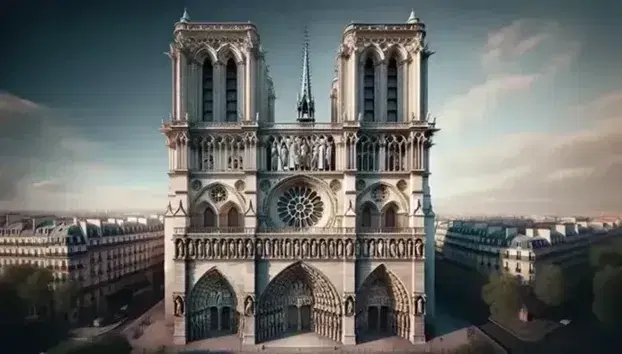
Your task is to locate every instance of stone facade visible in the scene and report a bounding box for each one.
[161,10,438,349]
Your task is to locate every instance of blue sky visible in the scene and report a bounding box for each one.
[1,0,621,215]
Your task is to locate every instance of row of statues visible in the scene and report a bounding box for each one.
[269,136,334,171]
[174,237,425,260]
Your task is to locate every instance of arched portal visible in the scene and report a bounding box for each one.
[187,268,238,342]
[355,265,410,342]
[256,262,342,343]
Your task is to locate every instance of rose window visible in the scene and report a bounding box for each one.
[209,185,227,203]
[277,185,324,228]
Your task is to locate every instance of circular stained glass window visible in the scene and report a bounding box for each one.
[277,185,324,228]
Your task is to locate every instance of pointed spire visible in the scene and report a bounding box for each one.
[180,8,190,23]
[297,25,315,123]
[407,9,419,24]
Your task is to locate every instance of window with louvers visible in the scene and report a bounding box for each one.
[202,59,214,122]
[225,59,238,122]
[386,58,398,122]
[363,58,375,122]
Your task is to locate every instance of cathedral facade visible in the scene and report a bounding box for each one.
[161,9,438,348]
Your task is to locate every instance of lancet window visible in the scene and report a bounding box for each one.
[356,135,380,171]
[194,135,246,172]
[355,134,408,172]
[266,135,335,172]
[225,59,238,122]
[202,59,214,122]
[363,58,376,122]
[386,58,398,123]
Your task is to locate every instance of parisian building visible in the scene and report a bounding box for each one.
[162,9,438,348]
[0,215,164,322]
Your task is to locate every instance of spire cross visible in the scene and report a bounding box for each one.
[297,25,315,123]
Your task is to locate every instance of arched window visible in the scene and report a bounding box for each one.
[203,207,216,228]
[383,204,397,229]
[386,57,398,122]
[225,59,238,122]
[363,58,375,122]
[227,208,240,228]
[202,59,214,122]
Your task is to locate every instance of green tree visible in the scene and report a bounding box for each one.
[533,263,565,307]
[592,265,622,328]
[482,273,521,320]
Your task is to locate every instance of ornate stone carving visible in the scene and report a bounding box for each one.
[414,295,426,316]
[191,179,202,191]
[356,179,366,191]
[329,179,341,192]
[259,180,271,192]
[371,185,389,202]
[396,179,407,192]
[173,294,185,317]
[244,295,255,317]
[209,184,227,203]
[276,185,324,228]
[414,238,424,258]
[266,135,335,171]
[174,236,420,261]
[344,295,355,317]
[235,180,245,192]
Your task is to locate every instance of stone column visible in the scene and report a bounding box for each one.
[398,60,406,122]
[245,49,256,122]
[213,62,223,122]
[348,52,358,124]
[408,50,421,121]
[237,61,246,121]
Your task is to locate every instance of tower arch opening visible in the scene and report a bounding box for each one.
[358,201,380,230]
[202,205,217,228]
[381,202,399,230]
[202,58,214,122]
[355,265,410,343]
[256,262,342,343]
[225,58,238,122]
[187,268,239,342]
[362,58,376,122]
[386,57,398,123]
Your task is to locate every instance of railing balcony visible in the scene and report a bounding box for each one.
[357,227,424,234]
[186,227,255,235]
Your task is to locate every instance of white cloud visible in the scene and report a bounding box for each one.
[482,19,550,69]
[434,91,622,216]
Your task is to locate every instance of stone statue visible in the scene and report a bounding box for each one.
[256,240,263,257]
[265,239,271,257]
[237,239,244,258]
[287,138,296,170]
[302,241,308,257]
[328,240,334,257]
[271,142,279,171]
[285,240,291,257]
[414,239,424,258]
[206,240,211,258]
[325,140,332,170]
[273,239,280,257]
[221,241,227,258]
[188,241,195,258]
[174,296,184,317]
[311,241,317,257]
[176,240,184,258]
[337,240,343,258]
[317,138,326,170]
[345,296,355,317]
[294,240,300,257]
[346,240,353,257]
[311,143,319,170]
[369,240,375,257]
[377,239,383,257]
[398,240,405,257]
[279,143,288,171]
[389,241,396,258]
[246,240,253,258]
[320,240,326,258]
[244,296,255,317]
[415,296,425,315]
[407,239,413,257]
[229,240,235,258]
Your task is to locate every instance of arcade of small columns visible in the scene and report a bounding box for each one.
[179,262,418,344]
[165,131,429,173]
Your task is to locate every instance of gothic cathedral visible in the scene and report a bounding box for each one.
[161,9,438,349]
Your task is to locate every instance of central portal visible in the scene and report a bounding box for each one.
[256,262,342,343]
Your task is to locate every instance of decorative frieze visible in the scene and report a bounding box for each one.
[173,236,425,260]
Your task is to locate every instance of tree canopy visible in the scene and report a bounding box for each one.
[482,273,522,320]
[533,263,565,307]
[592,265,622,328]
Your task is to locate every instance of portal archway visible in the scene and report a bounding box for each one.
[187,268,238,342]
[256,262,342,343]
[355,265,410,342]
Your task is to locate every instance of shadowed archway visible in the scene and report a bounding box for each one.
[256,262,342,343]
[187,268,238,342]
[355,264,410,343]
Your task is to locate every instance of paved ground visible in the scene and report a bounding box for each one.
[123,301,173,353]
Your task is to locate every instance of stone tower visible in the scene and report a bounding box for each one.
[161,9,438,349]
